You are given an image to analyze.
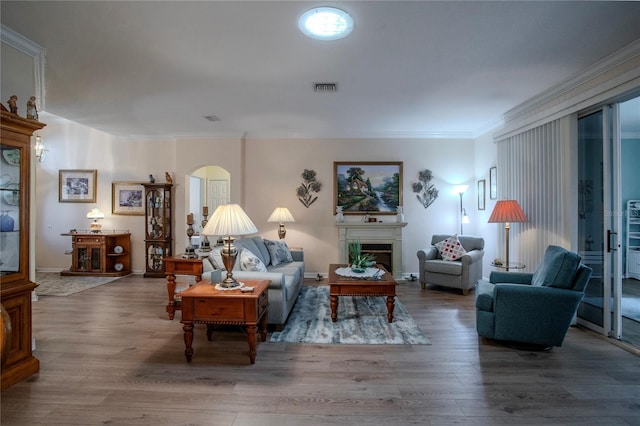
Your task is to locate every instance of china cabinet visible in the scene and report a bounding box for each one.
[1,106,44,390]
[143,183,173,277]
[626,200,640,280]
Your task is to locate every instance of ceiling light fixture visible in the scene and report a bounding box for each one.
[298,7,354,40]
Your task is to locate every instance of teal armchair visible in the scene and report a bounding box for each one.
[475,245,593,348]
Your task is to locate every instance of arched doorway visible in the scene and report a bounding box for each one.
[186,165,230,247]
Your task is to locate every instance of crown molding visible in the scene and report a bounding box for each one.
[1,25,46,109]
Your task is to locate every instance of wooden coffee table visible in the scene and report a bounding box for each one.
[328,264,397,323]
[178,279,269,364]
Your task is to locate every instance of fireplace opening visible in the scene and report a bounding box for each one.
[360,243,393,274]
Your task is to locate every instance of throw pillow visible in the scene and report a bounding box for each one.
[239,248,268,272]
[265,239,293,267]
[434,235,467,261]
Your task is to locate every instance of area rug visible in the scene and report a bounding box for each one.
[270,285,430,345]
[34,272,123,296]
[582,296,640,323]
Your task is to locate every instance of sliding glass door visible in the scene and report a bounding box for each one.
[577,95,640,349]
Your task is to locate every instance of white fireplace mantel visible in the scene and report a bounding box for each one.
[336,222,407,281]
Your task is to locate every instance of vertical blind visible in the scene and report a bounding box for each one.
[495,115,577,272]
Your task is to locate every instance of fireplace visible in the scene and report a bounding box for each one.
[336,222,407,281]
[360,243,393,273]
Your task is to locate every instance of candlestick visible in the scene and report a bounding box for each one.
[202,206,208,216]
[187,213,194,225]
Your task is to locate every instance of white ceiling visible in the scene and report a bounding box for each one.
[2,1,640,140]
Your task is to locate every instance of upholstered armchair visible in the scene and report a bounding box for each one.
[417,234,485,295]
[475,245,593,348]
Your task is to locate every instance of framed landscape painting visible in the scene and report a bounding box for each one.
[334,161,403,215]
[112,181,145,215]
[59,169,97,203]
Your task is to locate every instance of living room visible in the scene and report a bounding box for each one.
[2,2,640,423]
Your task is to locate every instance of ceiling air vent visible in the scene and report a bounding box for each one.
[204,115,220,122]
[314,83,337,92]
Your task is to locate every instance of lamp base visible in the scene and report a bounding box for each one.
[278,224,286,240]
[89,222,102,233]
[220,237,240,288]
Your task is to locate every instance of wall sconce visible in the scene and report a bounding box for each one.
[34,135,48,162]
[87,208,105,233]
[267,207,295,239]
[453,185,469,234]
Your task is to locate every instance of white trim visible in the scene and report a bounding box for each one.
[1,24,46,109]
[495,39,640,141]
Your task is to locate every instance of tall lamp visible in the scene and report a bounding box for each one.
[267,207,295,239]
[453,185,469,234]
[87,208,105,233]
[202,204,258,288]
[488,200,528,271]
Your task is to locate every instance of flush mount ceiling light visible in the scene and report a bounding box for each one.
[298,7,354,40]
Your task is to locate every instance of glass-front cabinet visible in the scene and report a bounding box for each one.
[1,107,45,390]
[143,183,173,277]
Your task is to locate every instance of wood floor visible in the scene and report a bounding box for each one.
[2,275,640,425]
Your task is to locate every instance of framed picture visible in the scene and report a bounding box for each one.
[112,181,145,215]
[334,161,403,215]
[489,166,497,200]
[477,180,486,210]
[59,169,97,203]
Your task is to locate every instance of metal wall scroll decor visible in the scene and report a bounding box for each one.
[297,169,322,208]
[412,169,439,209]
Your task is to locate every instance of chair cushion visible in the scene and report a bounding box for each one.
[434,235,467,261]
[531,245,581,289]
[423,259,462,275]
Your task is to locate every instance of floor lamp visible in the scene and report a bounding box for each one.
[488,200,528,271]
[454,185,469,234]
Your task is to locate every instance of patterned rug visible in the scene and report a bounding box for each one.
[270,285,430,345]
[34,272,124,296]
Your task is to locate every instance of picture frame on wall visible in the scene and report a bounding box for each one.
[489,166,497,200]
[58,169,97,203]
[477,179,486,210]
[112,181,145,215]
[334,161,403,215]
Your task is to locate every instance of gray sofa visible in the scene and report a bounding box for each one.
[202,236,304,329]
[417,234,485,295]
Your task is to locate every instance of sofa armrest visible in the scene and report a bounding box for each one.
[461,249,483,265]
[490,271,533,284]
[291,249,304,262]
[417,247,438,261]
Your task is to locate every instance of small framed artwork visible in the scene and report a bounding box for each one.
[59,169,97,203]
[112,181,145,215]
[489,166,497,200]
[477,179,486,210]
[334,161,403,215]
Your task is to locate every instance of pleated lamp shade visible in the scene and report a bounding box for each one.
[488,200,528,223]
[202,204,258,237]
[267,207,295,223]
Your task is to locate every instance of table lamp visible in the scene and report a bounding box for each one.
[87,208,105,233]
[267,207,295,239]
[488,200,528,271]
[202,204,258,288]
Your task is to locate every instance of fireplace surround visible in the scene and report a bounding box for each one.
[336,222,407,281]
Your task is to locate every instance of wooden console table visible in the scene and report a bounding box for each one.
[164,256,204,320]
[178,280,269,364]
[60,232,131,276]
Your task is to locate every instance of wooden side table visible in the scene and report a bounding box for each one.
[164,256,204,320]
[178,280,269,364]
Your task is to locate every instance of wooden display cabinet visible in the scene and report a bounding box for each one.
[60,232,131,276]
[1,107,45,390]
[143,183,173,277]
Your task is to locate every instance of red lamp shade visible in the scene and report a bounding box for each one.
[488,200,528,223]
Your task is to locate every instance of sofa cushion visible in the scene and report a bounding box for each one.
[434,235,467,261]
[423,259,462,275]
[239,248,268,272]
[251,236,271,266]
[265,239,293,266]
[234,238,265,265]
[531,245,581,289]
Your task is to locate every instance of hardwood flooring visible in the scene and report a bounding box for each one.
[2,275,640,425]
